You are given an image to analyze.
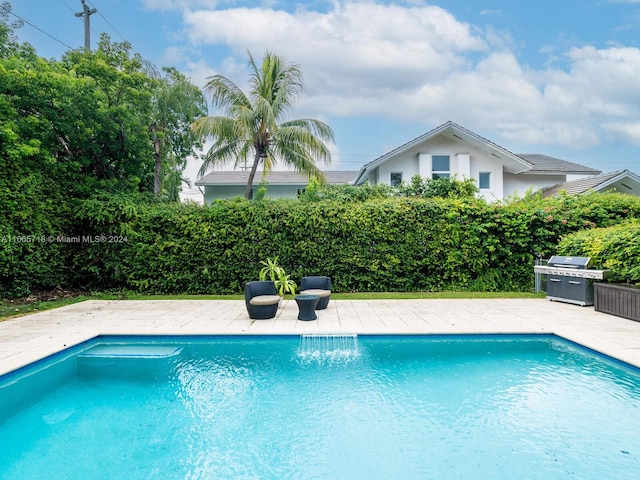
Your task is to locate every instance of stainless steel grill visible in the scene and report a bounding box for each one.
[533,256,613,306]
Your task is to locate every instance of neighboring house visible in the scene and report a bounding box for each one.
[540,169,640,197]
[196,170,358,203]
[353,121,602,201]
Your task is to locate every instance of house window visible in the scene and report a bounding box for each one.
[479,172,491,189]
[432,155,450,179]
[390,172,403,186]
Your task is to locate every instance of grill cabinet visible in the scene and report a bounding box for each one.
[533,256,613,306]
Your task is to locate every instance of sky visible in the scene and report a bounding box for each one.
[8,0,640,201]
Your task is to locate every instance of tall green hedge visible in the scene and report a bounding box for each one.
[68,191,640,295]
[2,191,640,297]
[0,163,78,297]
[557,220,640,285]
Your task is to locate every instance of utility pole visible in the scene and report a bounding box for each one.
[75,0,96,52]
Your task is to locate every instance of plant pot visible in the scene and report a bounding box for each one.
[594,283,640,322]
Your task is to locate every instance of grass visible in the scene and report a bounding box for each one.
[329,291,545,300]
[0,290,545,322]
[0,295,97,321]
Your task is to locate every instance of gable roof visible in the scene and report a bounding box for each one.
[354,121,533,184]
[540,170,640,197]
[195,170,358,186]
[518,154,601,175]
[353,121,600,184]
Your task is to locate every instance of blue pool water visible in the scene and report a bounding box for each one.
[1,334,639,479]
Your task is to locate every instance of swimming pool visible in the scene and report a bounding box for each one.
[1,334,639,479]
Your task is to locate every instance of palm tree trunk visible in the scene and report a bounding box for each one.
[153,137,162,196]
[244,150,261,199]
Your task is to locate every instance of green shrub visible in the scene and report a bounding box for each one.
[66,191,640,295]
[557,220,640,285]
[3,190,640,297]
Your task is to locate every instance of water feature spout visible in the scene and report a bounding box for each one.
[297,332,360,364]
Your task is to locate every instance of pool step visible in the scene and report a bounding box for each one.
[78,345,182,359]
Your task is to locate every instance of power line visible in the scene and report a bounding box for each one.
[45,0,142,57]
[7,10,74,50]
[58,0,76,14]
[84,0,143,57]
[86,1,128,45]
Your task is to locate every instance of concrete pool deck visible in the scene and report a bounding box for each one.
[1,298,640,375]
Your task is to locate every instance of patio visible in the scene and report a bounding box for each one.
[1,298,640,376]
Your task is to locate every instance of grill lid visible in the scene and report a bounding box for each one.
[548,256,592,269]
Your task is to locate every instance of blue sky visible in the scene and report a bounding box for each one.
[8,0,640,200]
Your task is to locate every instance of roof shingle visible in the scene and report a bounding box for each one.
[195,170,358,186]
[540,170,637,197]
[517,154,601,175]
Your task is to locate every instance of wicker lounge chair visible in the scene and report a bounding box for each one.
[299,276,332,310]
[245,281,281,319]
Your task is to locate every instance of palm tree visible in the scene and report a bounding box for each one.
[192,51,334,199]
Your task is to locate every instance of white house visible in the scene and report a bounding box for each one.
[195,170,358,203]
[352,121,602,201]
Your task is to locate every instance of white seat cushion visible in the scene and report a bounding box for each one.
[300,289,331,298]
[249,295,281,306]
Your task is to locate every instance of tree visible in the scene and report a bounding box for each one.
[192,51,334,199]
[0,1,23,58]
[0,51,90,296]
[0,23,207,295]
[149,67,207,197]
[61,35,157,192]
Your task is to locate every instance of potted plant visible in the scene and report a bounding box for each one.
[259,257,297,297]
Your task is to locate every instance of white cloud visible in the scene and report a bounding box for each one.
[173,1,640,150]
[181,3,486,112]
[602,122,640,145]
[183,3,485,78]
[140,0,219,10]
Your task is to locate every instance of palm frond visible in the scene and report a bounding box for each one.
[279,118,335,143]
[272,141,328,184]
[204,75,251,112]
[275,125,332,164]
[192,50,335,198]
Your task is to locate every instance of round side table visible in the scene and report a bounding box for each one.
[295,294,320,321]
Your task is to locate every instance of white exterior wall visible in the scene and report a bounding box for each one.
[503,174,566,199]
[372,136,506,201]
[469,155,503,201]
[377,155,418,185]
[203,184,304,203]
[456,153,471,178]
[418,153,431,178]
[203,185,245,203]
[263,185,304,199]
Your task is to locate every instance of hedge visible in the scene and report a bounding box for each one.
[557,220,640,285]
[2,191,640,297]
